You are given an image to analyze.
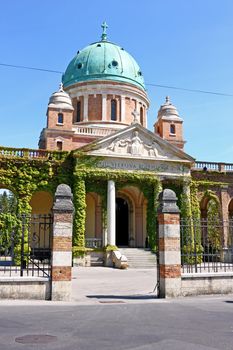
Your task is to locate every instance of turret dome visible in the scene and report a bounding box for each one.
[62,23,145,91]
[157,96,182,121]
[48,83,74,111]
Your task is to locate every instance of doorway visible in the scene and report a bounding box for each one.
[116,197,129,246]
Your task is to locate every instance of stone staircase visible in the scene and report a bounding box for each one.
[119,248,157,269]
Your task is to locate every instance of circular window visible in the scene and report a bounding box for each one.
[138,71,142,76]
[77,63,82,69]
[112,60,118,67]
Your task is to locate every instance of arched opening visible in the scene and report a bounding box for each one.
[85,193,96,238]
[116,197,129,246]
[170,124,176,135]
[76,101,81,122]
[56,141,63,151]
[200,195,221,254]
[111,99,117,121]
[30,191,53,252]
[140,106,143,125]
[30,191,53,214]
[0,189,17,261]
[228,199,233,220]
[57,113,63,124]
[0,188,17,214]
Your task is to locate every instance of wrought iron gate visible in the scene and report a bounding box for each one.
[0,214,52,277]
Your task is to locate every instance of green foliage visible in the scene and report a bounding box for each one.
[0,213,19,253]
[206,198,221,250]
[190,181,201,220]
[73,178,86,247]
[182,243,203,264]
[0,190,17,213]
[0,155,72,215]
[103,245,118,251]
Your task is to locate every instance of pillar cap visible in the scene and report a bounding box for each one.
[53,184,74,213]
[158,189,180,214]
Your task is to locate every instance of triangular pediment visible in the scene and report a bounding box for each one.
[76,124,194,164]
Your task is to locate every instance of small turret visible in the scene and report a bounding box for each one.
[39,84,74,150]
[154,96,185,150]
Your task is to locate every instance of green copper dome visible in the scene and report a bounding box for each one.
[62,24,145,90]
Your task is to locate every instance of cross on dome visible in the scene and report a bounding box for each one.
[59,82,64,92]
[101,21,108,41]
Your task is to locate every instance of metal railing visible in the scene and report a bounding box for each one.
[180,218,233,274]
[193,161,233,172]
[85,238,102,249]
[0,214,52,277]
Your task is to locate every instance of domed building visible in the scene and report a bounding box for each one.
[38,23,194,255]
[39,23,150,150]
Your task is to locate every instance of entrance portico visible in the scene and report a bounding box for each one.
[78,122,193,252]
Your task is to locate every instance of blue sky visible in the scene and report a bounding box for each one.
[0,0,232,162]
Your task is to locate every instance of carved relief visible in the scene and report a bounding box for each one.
[107,131,168,158]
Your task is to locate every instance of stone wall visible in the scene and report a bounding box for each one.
[0,278,50,300]
[182,273,233,296]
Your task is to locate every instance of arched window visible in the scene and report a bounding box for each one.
[111,99,117,121]
[76,101,81,122]
[228,199,233,220]
[170,124,176,135]
[58,113,63,124]
[140,107,143,125]
[56,141,63,151]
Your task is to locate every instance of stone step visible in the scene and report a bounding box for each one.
[119,248,157,269]
[90,256,104,267]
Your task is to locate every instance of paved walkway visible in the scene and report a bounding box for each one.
[71,266,158,304]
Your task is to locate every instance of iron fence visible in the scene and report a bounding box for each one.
[180,218,233,273]
[0,214,52,277]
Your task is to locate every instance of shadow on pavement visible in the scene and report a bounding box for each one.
[87,294,158,300]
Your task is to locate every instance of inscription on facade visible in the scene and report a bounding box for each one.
[98,158,190,175]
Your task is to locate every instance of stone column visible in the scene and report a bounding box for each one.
[83,94,88,121]
[220,186,230,261]
[158,189,181,298]
[107,180,116,246]
[121,96,125,122]
[102,94,107,121]
[51,184,74,301]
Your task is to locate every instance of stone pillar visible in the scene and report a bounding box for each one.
[102,94,107,121]
[83,94,88,121]
[107,180,116,246]
[51,184,74,301]
[220,186,231,261]
[121,96,125,122]
[158,189,181,298]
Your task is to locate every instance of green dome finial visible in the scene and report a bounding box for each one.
[101,21,108,41]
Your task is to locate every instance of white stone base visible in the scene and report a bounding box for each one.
[182,273,233,296]
[159,277,181,298]
[0,277,50,300]
[51,281,71,301]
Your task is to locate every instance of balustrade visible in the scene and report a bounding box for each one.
[0,146,66,160]
[193,161,233,172]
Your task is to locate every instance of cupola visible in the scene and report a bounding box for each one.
[154,96,185,150]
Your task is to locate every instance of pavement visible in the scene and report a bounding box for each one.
[0,267,233,349]
[71,266,159,304]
